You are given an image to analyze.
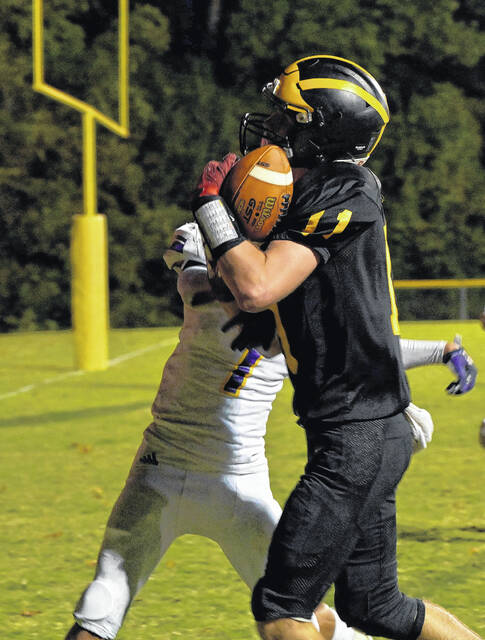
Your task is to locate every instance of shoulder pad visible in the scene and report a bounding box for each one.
[273,163,382,236]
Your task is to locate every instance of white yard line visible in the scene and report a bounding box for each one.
[0,337,176,401]
[107,338,175,366]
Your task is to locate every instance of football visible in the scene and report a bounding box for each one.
[221,145,293,241]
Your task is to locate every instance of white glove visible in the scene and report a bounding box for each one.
[404,402,434,453]
[163,222,206,272]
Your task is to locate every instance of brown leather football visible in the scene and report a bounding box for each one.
[221,145,293,240]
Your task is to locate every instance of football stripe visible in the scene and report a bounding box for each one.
[249,165,293,186]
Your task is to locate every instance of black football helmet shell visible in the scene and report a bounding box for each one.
[240,54,390,167]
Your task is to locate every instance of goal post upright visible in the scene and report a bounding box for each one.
[32,0,130,371]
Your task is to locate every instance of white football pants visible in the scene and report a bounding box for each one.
[73,436,282,639]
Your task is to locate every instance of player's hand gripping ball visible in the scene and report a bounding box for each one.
[221,145,293,241]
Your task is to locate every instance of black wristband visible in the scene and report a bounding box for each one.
[192,195,245,260]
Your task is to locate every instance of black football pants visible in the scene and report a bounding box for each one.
[252,412,425,640]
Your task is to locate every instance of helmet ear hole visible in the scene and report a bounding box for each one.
[295,111,312,124]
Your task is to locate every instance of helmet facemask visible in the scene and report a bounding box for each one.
[239,79,315,164]
[239,111,292,159]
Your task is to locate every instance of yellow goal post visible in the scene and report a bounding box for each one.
[32,0,130,370]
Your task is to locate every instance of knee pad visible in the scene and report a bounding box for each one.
[74,568,130,639]
[75,580,115,621]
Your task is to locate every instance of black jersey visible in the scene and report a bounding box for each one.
[269,162,410,427]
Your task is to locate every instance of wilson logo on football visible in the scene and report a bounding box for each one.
[255,197,276,231]
[221,145,293,240]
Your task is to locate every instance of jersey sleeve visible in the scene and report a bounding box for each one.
[272,193,378,263]
[270,164,383,262]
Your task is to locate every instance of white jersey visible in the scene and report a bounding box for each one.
[147,265,288,474]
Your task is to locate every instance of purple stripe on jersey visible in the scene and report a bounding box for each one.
[223,349,262,395]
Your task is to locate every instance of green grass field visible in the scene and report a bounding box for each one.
[1,320,484,639]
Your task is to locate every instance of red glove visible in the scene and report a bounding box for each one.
[193,153,239,200]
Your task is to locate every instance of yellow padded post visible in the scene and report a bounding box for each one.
[71,214,109,371]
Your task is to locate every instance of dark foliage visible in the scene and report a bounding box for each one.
[1,0,484,330]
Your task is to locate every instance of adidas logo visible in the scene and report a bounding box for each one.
[139,451,159,466]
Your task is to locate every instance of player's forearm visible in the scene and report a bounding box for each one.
[218,239,319,312]
[192,195,271,310]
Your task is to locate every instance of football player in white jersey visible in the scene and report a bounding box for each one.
[64,222,476,640]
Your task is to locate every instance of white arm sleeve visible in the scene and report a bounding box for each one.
[399,338,447,370]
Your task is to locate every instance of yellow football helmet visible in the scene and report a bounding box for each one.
[240,54,390,167]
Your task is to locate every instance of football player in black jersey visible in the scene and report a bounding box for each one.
[192,56,482,640]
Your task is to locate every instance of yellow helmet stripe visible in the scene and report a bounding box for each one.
[275,72,309,114]
[290,54,383,87]
[368,125,387,155]
[298,78,389,124]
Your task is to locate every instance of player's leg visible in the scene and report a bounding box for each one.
[214,470,282,587]
[331,415,426,640]
[333,415,482,640]
[252,415,414,640]
[337,558,483,640]
[333,492,424,640]
[213,470,366,640]
[257,618,323,640]
[65,442,184,639]
[418,602,483,640]
[65,623,100,639]
[208,470,321,640]
[257,613,374,640]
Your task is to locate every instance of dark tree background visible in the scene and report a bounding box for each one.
[0,0,484,330]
